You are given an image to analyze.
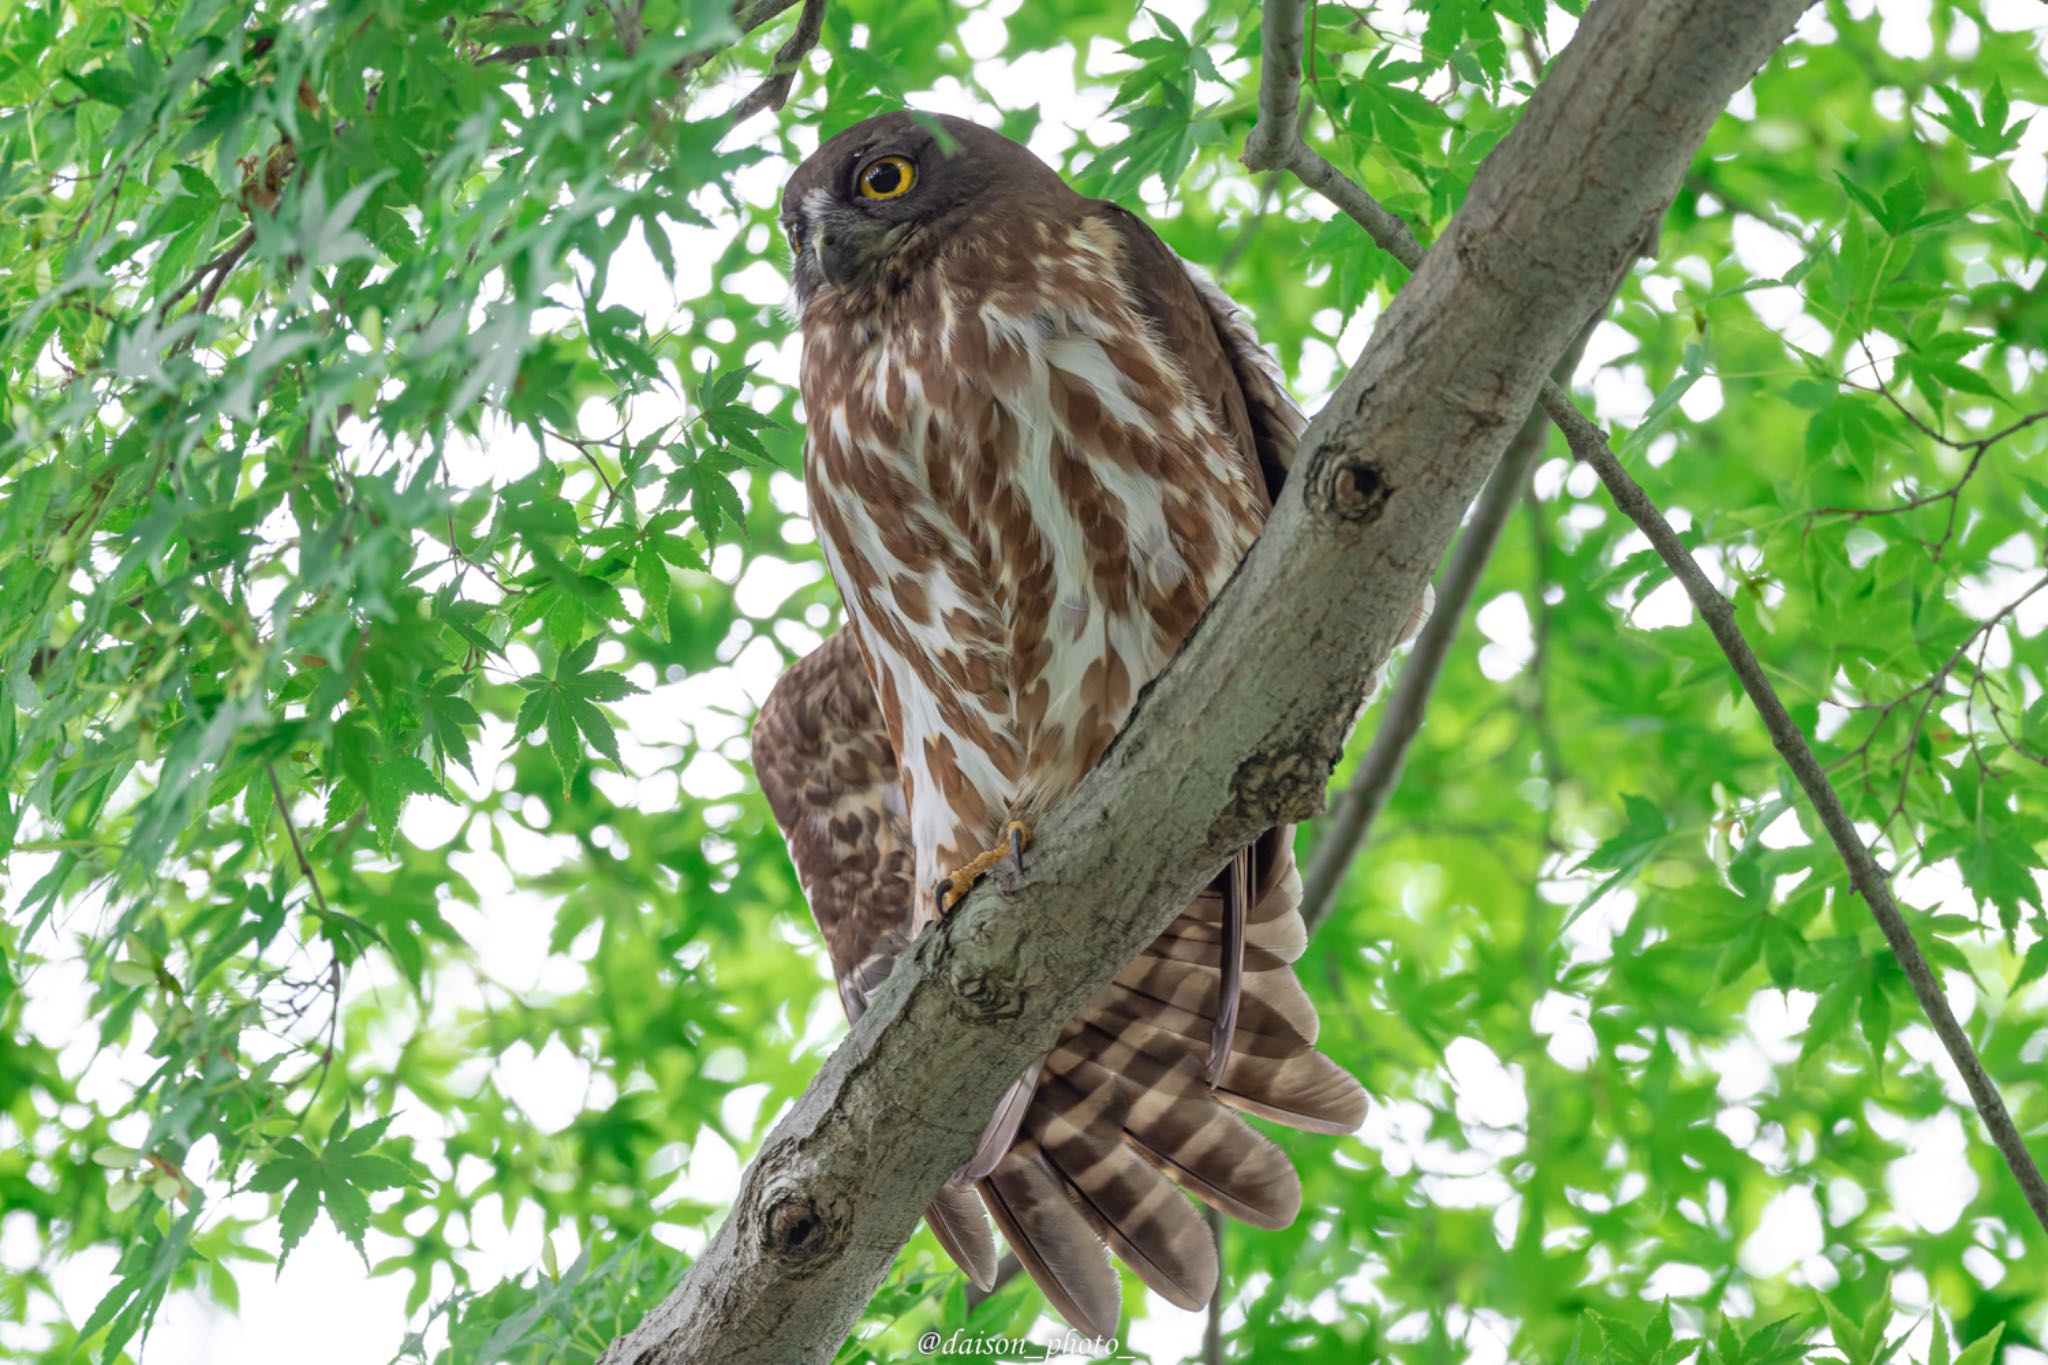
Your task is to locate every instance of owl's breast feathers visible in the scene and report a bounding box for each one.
[799,203,1268,886]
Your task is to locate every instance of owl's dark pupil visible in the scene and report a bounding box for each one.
[866,162,902,194]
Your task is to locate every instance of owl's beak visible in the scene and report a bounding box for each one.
[812,216,884,290]
[815,226,862,289]
[798,192,894,291]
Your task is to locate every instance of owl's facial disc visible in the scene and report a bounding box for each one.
[793,156,923,293]
[782,112,1074,311]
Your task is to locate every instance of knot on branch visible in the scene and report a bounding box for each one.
[1223,742,1336,837]
[948,964,1026,1027]
[1321,458,1393,525]
[759,1185,840,1269]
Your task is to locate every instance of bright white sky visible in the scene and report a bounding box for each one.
[6,0,2048,1361]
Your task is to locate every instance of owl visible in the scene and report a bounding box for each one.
[755,112,1408,1336]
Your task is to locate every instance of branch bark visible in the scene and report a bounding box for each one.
[718,0,826,128]
[1298,329,1593,937]
[1244,0,2048,1237]
[602,2,1815,1360]
[669,0,803,79]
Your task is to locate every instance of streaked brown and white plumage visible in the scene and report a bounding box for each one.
[753,112,1407,1337]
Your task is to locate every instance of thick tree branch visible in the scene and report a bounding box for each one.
[601,3,1814,1360]
[1247,0,2048,1237]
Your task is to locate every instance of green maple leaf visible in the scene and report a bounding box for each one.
[1566,793,1669,926]
[245,1113,423,1269]
[693,362,787,469]
[421,674,484,775]
[512,637,646,793]
[1924,766,2047,936]
[369,752,453,856]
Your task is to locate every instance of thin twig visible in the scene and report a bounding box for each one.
[51,296,124,324]
[1803,343,2048,562]
[1807,406,2048,561]
[1517,25,1545,82]
[1523,473,1569,859]
[1821,574,2048,837]
[1245,0,2048,1239]
[268,763,333,918]
[549,424,620,498]
[611,0,646,59]
[477,39,576,64]
[157,227,257,322]
[670,0,804,79]
[267,764,346,1118]
[191,231,255,316]
[1203,1205,1225,1365]
[719,0,827,128]
[964,1253,1020,1308]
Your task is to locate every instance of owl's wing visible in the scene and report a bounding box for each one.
[1100,203,1434,654]
[754,628,913,1022]
[1086,201,1307,506]
[753,629,998,1288]
[1091,202,1433,1078]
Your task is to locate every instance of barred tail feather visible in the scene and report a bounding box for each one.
[975,828,1361,1332]
[925,1183,998,1290]
[1095,988,1367,1134]
[1213,1047,1368,1134]
[978,1149,1120,1339]
[1051,1020,1303,1230]
[1031,1076,1219,1309]
[1116,938,1321,1043]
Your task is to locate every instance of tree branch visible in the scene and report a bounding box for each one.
[475,39,575,65]
[1546,390,2048,1235]
[669,0,804,80]
[1243,0,2048,1238]
[157,227,256,324]
[1298,330,1593,937]
[719,0,826,128]
[601,2,1817,1359]
[1202,1206,1225,1365]
[1806,364,2048,563]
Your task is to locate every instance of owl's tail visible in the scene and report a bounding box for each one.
[965,827,1365,1336]
[924,1183,997,1290]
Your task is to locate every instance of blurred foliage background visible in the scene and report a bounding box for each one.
[2,0,2046,1361]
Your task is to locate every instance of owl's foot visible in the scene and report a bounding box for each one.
[933,820,1032,915]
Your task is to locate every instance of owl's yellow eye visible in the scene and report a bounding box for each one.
[856,155,916,200]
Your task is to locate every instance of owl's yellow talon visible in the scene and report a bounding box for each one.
[935,821,1033,914]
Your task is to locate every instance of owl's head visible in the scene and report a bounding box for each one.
[780,112,1069,309]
